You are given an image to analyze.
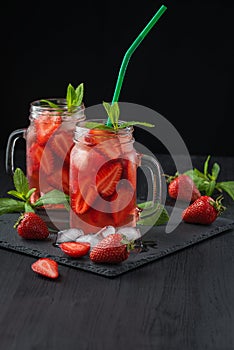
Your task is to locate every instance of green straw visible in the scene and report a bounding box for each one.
[107,4,167,126]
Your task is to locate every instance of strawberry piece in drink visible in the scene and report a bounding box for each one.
[96,160,123,197]
[35,112,62,146]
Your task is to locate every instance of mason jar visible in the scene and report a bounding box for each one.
[6,99,86,206]
[69,119,162,234]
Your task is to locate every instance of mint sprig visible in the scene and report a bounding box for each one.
[0,168,69,215]
[137,201,169,226]
[41,82,84,114]
[86,101,155,131]
[184,155,234,201]
[103,101,120,130]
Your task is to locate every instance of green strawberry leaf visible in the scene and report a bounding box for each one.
[13,168,29,195]
[0,198,25,215]
[216,181,234,201]
[137,201,169,226]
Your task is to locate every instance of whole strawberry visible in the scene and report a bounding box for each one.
[14,212,50,239]
[167,173,201,202]
[89,233,134,264]
[182,195,226,224]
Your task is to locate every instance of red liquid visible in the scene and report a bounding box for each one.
[70,128,140,234]
[26,111,76,205]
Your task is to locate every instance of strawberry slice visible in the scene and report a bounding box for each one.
[96,160,123,197]
[47,166,70,194]
[50,131,73,164]
[40,147,54,175]
[31,258,59,279]
[95,138,122,160]
[28,143,54,175]
[59,242,90,258]
[35,112,62,145]
[71,178,97,214]
[111,181,136,227]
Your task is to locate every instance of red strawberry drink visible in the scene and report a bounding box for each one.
[70,120,140,234]
[26,99,85,203]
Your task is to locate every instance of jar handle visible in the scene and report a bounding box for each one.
[5,128,26,175]
[138,154,163,220]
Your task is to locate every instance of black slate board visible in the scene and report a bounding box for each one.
[0,209,234,277]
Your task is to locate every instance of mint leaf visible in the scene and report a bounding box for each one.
[75,83,84,107]
[102,101,119,130]
[24,202,35,213]
[13,168,29,195]
[204,155,210,177]
[0,198,25,215]
[216,181,234,201]
[40,99,61,110]
[137,201,169,226]
[25,188,37,200]
[119,121,154,129]
[184,169,208,191]
[211,162,220,181]
[66,83,75,111]
[7,190,26,201]
[33,190,69,208]
[84,122,113,130]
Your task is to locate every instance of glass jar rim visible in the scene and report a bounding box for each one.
[30,98,85,120]
[76,119,134,133]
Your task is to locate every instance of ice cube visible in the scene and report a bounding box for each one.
[96,226,116,239]
[75,234,100,249]
[56,228,84,244]
[116,226,141,241]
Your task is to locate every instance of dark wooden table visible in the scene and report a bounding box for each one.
[0,150,234,350]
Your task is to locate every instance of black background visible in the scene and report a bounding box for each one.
[1,0,233,156]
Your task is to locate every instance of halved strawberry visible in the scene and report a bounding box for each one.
[59,242,90,258]
[71,178,97,214]
[31,258,59,279]
[111,181,136,227]
[35,112,62,145]
[96,160,123,197]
